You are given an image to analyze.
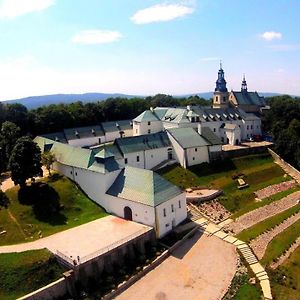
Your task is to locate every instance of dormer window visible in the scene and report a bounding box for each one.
[75,131,79,138]
[116,122,119,128]
[91,129,96,136]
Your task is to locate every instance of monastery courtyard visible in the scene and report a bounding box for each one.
[117,230,237,300]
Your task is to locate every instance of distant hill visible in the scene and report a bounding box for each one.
[1,91,284,109]
[1,93,137,109]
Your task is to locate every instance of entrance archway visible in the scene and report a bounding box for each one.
[124,206,133,221]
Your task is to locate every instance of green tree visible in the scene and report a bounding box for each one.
[8,136,42,187]
[0,121,21,167]
[41,151,55,176]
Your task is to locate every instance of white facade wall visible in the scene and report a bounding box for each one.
[122,128,133,138]
[223,128,241,145]
[103,194,156,229]
[53,161,121,206]
[209,145,222,152]
[105,131,121,143]
[67,135,105,148]
[133,120,163,136]
[166,132,184,167]
[144,148,169,169]
[155,193,187,237]
[123,151,145,169]
[121,147,169,170]
[186,146,209,167]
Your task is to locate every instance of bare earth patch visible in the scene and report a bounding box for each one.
[117,231,237,300]
[254,180,296,200]
[250,211,300,259]
[227,191,300,234]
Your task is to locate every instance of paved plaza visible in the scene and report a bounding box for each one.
[0,216,152,261]
[117,230,237,300]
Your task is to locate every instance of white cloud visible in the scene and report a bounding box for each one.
[72,30,123,45]
[131,3,194,24]
[260,31,282,41]
[0,0,54,19]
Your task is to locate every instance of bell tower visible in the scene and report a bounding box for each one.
[213,62,229,108]
[241,74,248,93]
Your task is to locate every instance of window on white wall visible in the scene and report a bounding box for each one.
[171,204,174,212]
[163,208,166,217]
[148,121,151,126]
[195,148,197,152]
[213,128,216,132]
[124,158,128,164]
[148,129,151,134]
[179,200,181,208]
[137,156,140,162]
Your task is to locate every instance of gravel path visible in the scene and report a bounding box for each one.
[254,180,296,200]
[228,191,300,234]
[250,211,300,259]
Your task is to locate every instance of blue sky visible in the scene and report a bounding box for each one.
[0,0,299,100]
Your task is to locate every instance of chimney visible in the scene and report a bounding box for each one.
[150,107,154,112]
[187,105,191,111]
[198,123,202,135]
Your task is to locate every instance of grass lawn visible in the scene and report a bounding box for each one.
[236,200,300,243]
[261,219,300,266]
[0,249,65,300]
[0,174,108,246]
[232,186,300,219]
[233,283,261,300]
[268,245,300,300]
[158,153,291,214]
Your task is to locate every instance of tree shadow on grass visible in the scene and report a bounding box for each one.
[18,182,67,226]
[189,159,237,177]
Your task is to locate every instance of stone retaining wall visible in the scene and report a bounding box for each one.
[268,148,300,184]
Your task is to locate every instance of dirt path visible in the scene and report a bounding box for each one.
[227,191,300,234]
[270,237,300,269]
[117,231,237,300]
[7,209,27,239]
[250,211,300,259]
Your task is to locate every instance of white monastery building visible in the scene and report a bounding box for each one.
[35,65,266,236]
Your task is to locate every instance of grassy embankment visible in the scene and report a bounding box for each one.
[236,194,300,243]
[0,174,107,246]
[0,249,65,300]
[268,246,300,300]
[158,153,291,215]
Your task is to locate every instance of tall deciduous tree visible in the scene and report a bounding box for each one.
[8,136,42,187]
[41,151,55,176]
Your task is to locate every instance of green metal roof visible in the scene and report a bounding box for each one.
[101,120,132,133]
[34,136,119,174]
[115,132,171,154]
[232,91,265,106]
[167,127,210,149]
[106,166,182,207]
[42,132,67,143]
[201,127,222,145]
[64,125,104,141]
[134,110,160,122]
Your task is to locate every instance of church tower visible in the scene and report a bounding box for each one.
[213,62,229,109]
[241,74,248,93]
